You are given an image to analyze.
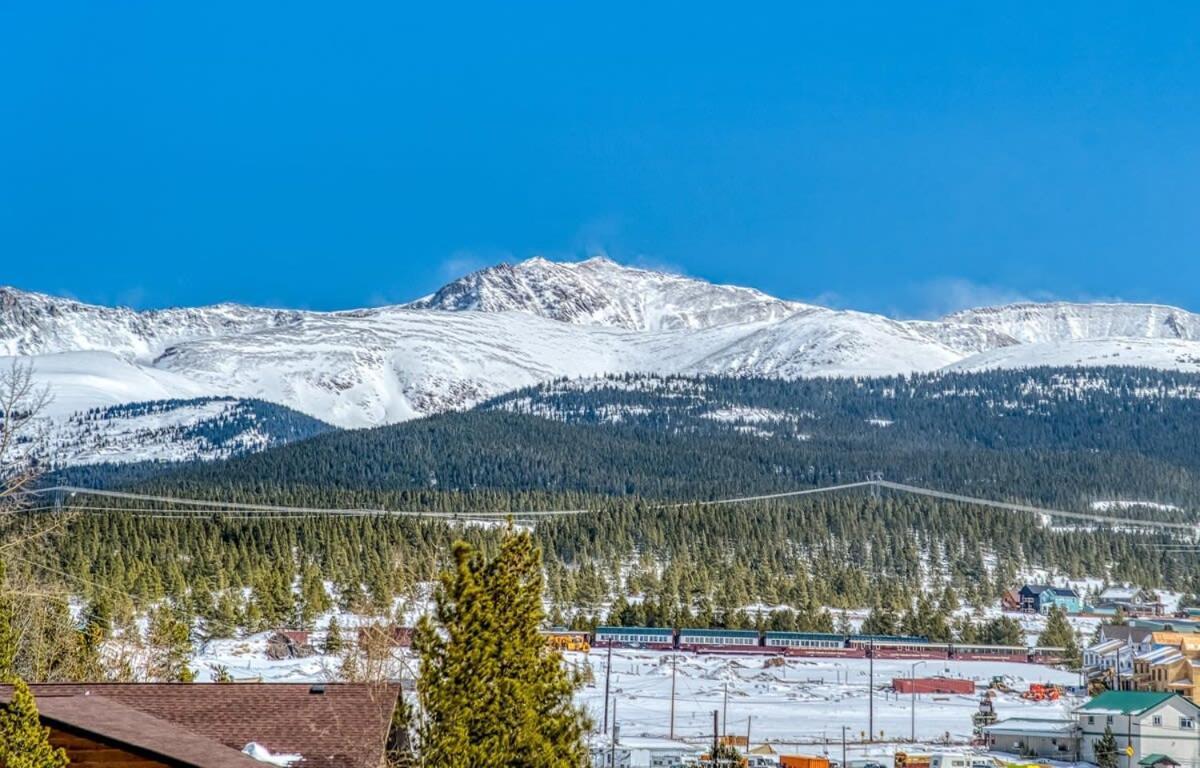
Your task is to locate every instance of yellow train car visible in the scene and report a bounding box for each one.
[543,630,590,653]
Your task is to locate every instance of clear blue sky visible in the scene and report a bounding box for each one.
[3,3,1199,317]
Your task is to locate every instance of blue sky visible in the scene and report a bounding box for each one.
[2,3,1199,317]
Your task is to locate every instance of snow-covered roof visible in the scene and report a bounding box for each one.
[1136,647,1180,663]
[1087,639,1125,655]
[1101,587,1142,601]
[984,718,1078,736]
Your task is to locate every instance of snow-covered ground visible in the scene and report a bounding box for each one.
[193,633,1081,745]
[577,649,1080,745]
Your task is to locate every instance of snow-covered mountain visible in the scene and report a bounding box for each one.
[405,256,806,331]
[6,257,1200,466]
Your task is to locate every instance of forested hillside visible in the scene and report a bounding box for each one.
[17,367,1200,645]
[75,367,1200,511]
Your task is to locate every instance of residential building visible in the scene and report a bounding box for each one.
[982,718,1080,760]
[1019,584,1083,614]
[1086,625,1160,688]
[1100,587,1167,617]
[1,683,402,768]
[1076,691,1200,768]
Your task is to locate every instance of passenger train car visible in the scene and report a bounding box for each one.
[580,627,1065,665]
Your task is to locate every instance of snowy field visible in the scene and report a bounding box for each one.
[194,635,1081,746]
[576,649,1080,745]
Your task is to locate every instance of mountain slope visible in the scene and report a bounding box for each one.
[111,369,1200,511]
[8,258,1200,438]
[43,396,333,466]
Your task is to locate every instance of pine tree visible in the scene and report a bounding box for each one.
[146,604,196,682]
[1039,606,1081,667]
[323,616,344,654]
[0,679,69,768]
[1094,725,1120,768]
[415,530,590,767]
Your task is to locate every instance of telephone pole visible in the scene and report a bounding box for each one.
[868,639,875,742]
[722,682,729,738]
[608,697,619,768]
[712,710,719,758]
[602,641,612,734]
[746,715,752,750]
[842,725,848,768]
[669,653,678,740]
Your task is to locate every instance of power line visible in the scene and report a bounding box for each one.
[21,480,1200,533]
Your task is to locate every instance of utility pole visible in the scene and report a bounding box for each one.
[602,640,612,735]
[609,697,619,768]
[669,653,677,740]
[868,639,875,742]
[722,682,729,738]
[910,660,927,742]
[712,710,719,759]
[746,715,752,751]
[841,725,848,768]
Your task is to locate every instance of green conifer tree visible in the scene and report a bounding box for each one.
[1094,725,1120,768]
[415,530,590,767]
[0,679,70,768]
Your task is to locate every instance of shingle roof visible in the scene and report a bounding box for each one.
[3,683,401,768]
[5,693,266,768]
[1077,691,1178,715]
[1100,625,1156,645]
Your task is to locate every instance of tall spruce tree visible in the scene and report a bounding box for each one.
[415,530,590,767]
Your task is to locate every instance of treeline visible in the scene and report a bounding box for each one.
[7,490,1195,647]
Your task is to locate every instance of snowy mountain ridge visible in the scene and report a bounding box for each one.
[405,256,808,331]
[6,258,1200,452]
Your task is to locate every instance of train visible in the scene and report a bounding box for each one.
[543,627,1066,665]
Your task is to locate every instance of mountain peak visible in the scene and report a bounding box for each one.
[405,257,806,331]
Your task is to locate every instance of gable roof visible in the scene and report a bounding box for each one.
[1077,691,1189,716]
[9,693,266,768]
[4,683,401,768]
[1100,625,1156,645]
[1139,755,1180,767]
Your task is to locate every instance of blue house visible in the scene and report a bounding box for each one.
[1019,584,1082,614]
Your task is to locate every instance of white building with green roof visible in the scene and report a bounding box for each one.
[1076,691,1200,768]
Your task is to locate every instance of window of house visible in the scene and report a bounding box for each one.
[1107,716,1114,725]
[1088,716,1095,725]
[1181,718,1195,729]
[1152,716,1162,726]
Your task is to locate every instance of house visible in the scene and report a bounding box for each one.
[1019,584,1082,614]
[1001,588,1022,612]
[1087,626,1160,687]
[265,630,316,660]
[1,683,402,768]
[590,737,700,767]
[1076,691,1200,768]
[982,717,1080,760]
[1099,587,1167,617]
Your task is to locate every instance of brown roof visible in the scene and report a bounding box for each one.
[3,683,401,768]
[8,693,265,768]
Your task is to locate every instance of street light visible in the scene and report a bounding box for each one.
[910,660,927,742]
